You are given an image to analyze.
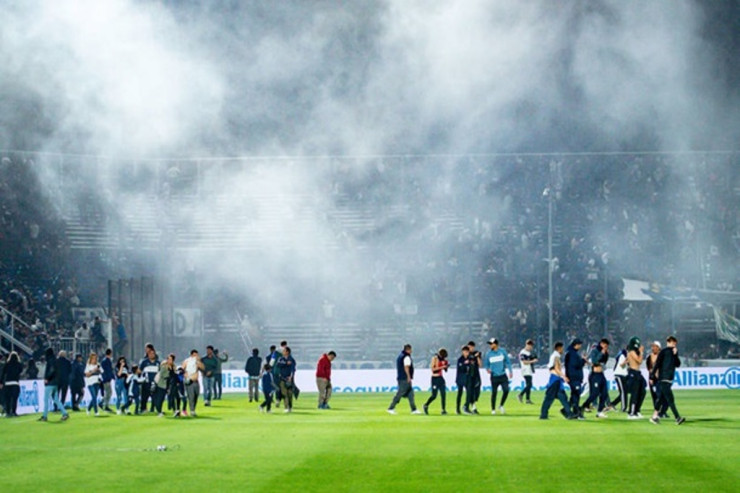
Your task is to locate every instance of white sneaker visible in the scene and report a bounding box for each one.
[411,409,423,415]
[386,409,397,415]
[499,406,505,415]
[86,409,90,416]
[596,412,608,418]
[627,414,641,420]
[491,410,496,415]
[116,410,122,415]
[158,413,164,417]
[95,411,100,416]
[284,409,291,413]
[636,412,643,418]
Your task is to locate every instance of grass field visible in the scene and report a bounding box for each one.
[1,390,738,492]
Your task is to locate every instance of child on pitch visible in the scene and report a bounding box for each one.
[260,364,275,413]
[127,365,146,415]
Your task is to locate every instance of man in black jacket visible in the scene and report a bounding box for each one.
[54,350,72,411]
[564,339,586,419]
[70,354,86,411]
[650,336,686,425]
[39,348,69,422]
[245,348,262,403]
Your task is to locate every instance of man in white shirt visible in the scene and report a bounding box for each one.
[517,339,537,404]
[182,349,204,417]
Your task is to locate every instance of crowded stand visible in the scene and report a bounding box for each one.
[0,151,739,373]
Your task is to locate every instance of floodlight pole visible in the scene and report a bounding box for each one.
[547,182,554,351]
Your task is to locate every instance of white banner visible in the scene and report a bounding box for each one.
[14,366,738,415]
[219,366,740,394]
[173,308,202,337]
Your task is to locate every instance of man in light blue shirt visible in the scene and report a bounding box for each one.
[484,338,513,414]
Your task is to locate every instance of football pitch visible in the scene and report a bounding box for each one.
[1,390,738,492]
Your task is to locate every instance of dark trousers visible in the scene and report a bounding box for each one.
[657,381,680,419]
[71,386,85,410]
[540,380,570,419]
[582,372,609,412]
[214,373,223,399]
[569,379,583,416]
[141,382,154,411]
[424,377,446,411]
[5,384,20,416]
[611,375,628,411]
[519,375,533,401]
[466,377,481,408]
[490,375,510,409]
[260,392,273,411]
[456,381,466,412]
[649,382,659,410]
[388,379,415,411]
[627,370,646,415]
[58,384,69,410]
[153,386,167,413]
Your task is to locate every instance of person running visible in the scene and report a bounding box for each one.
[465,341,482,414]
[387,344,422,415]
[423,348,449,415]
[84,352,102,416]
[456,346,471,415]
[517,339,537,404]
[626,337,647,419]
[539,342,574,420]
[245,348,262,403]
[484,338,513,415]
[564,339,586,420]
[277,346,297,413]
[611,345,629,412]
[581,339,610,418]
[645,341,662,413]
[650,336,686,425]
[316,351,336,410]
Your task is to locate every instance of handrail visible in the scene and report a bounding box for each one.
[0,306,35,356]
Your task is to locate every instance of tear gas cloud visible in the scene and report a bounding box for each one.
[0,1,737,353]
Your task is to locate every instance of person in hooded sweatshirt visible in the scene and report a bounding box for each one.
[564,339,586,419]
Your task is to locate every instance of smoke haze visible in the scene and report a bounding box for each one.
[1,1,738,356]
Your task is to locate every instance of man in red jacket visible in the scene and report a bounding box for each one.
[316,351,336,409]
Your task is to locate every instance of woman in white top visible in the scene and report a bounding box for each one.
[84,353,102,416]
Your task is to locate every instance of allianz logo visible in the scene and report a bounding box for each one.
[18,381,40,412]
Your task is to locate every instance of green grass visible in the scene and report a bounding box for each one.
[1,390,738,492]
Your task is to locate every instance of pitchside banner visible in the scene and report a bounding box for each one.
[218,366,740,394]
[15,366,739,415]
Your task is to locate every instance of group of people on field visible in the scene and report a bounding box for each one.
[28,343,229,422]
[243,340,337,413]
[387,335,686,425]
